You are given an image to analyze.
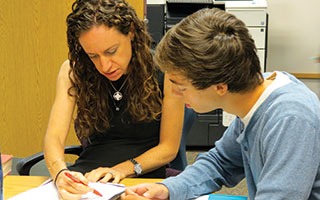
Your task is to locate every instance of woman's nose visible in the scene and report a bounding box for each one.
[100,56,112,72]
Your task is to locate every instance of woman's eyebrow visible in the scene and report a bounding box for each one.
[86,44,119,55]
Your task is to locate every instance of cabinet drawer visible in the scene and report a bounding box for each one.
[227,10,267,27]
[249,27,266,48]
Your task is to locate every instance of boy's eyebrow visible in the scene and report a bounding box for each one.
[169,78,185,86]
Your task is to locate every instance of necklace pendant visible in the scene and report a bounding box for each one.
[113,91,123,101]
[116,107,120,111]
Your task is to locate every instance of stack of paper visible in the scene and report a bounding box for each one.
[1,154,13,177]
[0,152,3,200]
[8,180,126,200]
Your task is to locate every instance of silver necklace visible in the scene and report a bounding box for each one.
[108,89,121,111]
[108,76,129,101]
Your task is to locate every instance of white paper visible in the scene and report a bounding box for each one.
[194,195,209,200]
[8,180,126,200]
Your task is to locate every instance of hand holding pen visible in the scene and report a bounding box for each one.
[55,170,102,200]
[64,172,103,197]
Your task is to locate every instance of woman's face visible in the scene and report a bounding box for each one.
[79,24,133,81]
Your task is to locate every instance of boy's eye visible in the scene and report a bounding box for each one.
[89,55,98,59]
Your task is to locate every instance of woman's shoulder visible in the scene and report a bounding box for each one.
[57,60,73,81]
[60,60,70,74]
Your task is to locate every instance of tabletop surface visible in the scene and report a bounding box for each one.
[3,175,163,199]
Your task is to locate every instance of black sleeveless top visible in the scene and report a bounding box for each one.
[68,71,165,178]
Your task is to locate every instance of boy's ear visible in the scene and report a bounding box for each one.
[214,83,228,96]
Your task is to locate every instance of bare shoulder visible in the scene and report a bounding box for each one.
[56,60,74,89]
[58,60,71,77]
[57,60,74,82]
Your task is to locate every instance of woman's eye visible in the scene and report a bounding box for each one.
[106,48,117,55]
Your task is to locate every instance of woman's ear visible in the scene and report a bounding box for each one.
[214,83,228,96]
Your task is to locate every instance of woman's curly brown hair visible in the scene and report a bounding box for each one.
[66,0,162,138]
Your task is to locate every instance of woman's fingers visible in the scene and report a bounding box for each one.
[59,188,83,200]
[56,170,92,199]
[85,167,123,183]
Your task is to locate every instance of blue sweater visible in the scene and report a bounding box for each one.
[162,72,320,200]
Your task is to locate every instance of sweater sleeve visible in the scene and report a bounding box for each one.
[161,119,246,200]
[254,115,320,200]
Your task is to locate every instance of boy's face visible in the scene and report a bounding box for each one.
[167,72,224,113]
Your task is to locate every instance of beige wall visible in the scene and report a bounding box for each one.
[0,0,143,157]
[266,0,320,97]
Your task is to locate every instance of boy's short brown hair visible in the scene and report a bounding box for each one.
[154,8,263,93]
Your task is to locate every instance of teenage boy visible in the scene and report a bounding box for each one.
[121,8,320,200]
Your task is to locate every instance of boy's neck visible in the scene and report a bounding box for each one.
[223,79,273,118]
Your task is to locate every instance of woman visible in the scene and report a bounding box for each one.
[43,0,185,199]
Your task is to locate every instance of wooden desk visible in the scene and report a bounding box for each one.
[3,175,163,199]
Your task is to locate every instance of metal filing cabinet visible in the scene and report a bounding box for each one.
[225,0,268,72]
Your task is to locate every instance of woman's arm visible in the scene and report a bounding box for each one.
[44,60,76,178]
[129,73,185,172]
[86,73,185,183]
[43,61,92,199]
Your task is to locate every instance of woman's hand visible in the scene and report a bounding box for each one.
[85,167,125,184]
[55,170,92,200]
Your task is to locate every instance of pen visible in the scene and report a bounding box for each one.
[64,172,103,197]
